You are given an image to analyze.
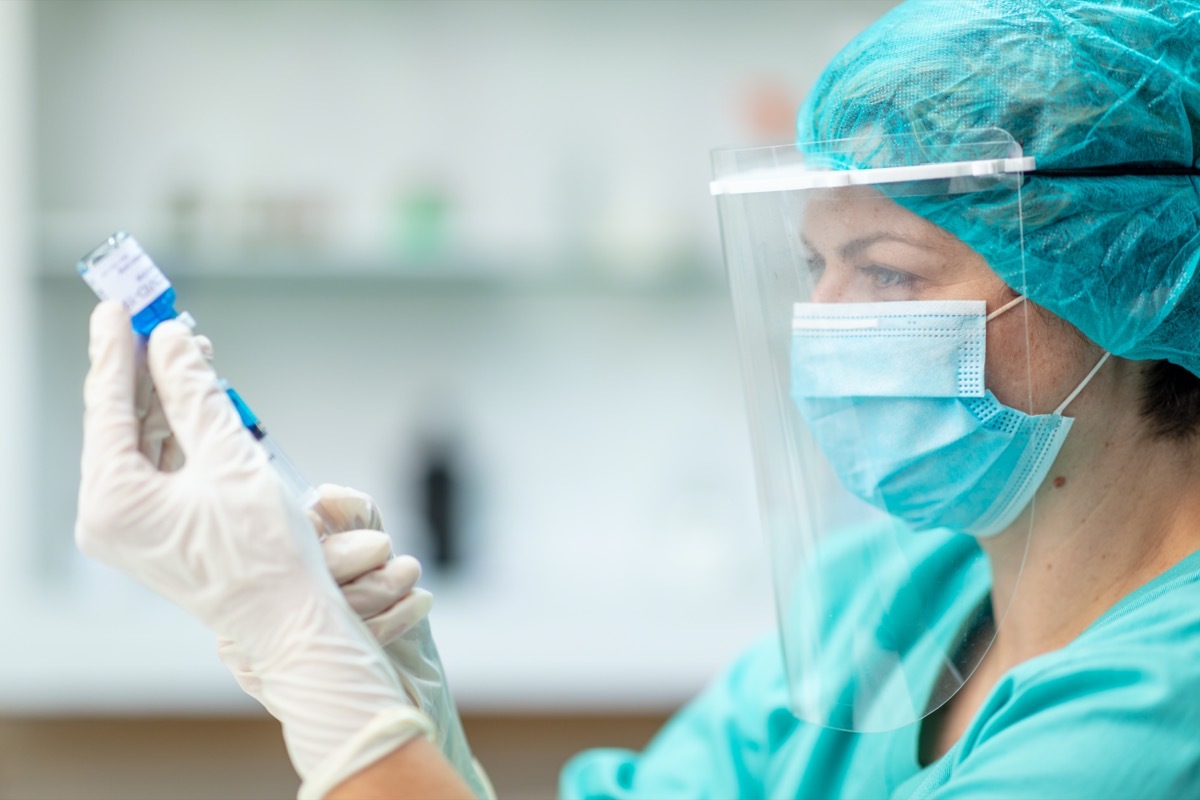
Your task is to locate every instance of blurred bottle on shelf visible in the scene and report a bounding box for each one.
[392,178,453,265]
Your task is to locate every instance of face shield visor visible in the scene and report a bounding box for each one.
[712,129,1046,732]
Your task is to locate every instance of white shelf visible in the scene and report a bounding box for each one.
[38,259,726,297]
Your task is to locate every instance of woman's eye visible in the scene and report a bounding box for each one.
[861,265,916,289]
[804,255,825,278]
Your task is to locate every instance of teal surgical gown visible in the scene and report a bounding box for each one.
[561,526,1200,798]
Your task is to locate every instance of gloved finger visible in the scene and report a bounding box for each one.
[134,338,153,421]
[81,302,146,481]
[146,320,250,464]
[138,430,165,469]
[320,528,393,584]
[367,586,434,645]
[138,333,210,471]
[141,334,211,419]
[194,335,214,363]
[158,434,186,473]
[215,636,264,701]
[138,389,173,468]
[308,484,384,534]
[342,554,422,619]
[78,304,159,558]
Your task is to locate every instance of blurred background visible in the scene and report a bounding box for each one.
[0,1,899,797]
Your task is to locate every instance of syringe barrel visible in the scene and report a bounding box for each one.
[221,383,338,536]
[258,433,319,506]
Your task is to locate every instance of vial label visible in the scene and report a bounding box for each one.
[81,236,171,316]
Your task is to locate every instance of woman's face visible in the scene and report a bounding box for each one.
[799,187,1099,414]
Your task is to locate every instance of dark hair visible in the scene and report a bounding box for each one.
[1139,360,1200,441]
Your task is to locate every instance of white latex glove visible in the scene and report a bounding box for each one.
[76,302,434,798]
[218,485,494,800]
[309,486,434,643]
[134,330,213,471]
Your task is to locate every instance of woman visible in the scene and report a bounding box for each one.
[76,0,1200,797]
[562,1,1200,795]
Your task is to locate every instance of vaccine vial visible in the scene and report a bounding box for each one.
[77,232,179,336]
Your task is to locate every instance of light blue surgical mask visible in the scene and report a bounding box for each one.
[790,297,1109,538]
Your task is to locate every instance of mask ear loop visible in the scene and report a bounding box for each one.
[987,294,1026,321]
[1054,351,1112,415]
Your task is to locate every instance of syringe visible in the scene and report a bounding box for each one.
[220,380,324,515]
[77,231,335,535]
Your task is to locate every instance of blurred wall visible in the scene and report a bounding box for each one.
[4,0,901,746]
[0,0,34,697]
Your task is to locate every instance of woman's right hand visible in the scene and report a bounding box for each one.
[220,484,494,799]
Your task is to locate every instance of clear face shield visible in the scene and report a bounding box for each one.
[712,129,1050,732]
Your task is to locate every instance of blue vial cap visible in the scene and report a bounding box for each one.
[130,286,179,337]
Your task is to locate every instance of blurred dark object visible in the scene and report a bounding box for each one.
[421,436,459,570]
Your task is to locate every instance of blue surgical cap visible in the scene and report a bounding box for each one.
[797,0,1200,375]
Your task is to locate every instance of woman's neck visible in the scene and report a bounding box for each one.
[981,419,1200,666]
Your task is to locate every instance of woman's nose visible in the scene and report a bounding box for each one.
[808,270,849,303]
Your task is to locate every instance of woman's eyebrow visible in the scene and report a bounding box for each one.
[840,232,933,259]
